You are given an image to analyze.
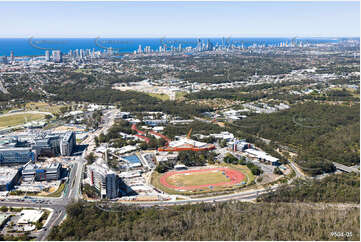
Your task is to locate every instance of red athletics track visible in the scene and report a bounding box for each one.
[159,167,245,190]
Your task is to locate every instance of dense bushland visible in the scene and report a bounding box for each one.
[48,201,360,241]
[258,173,360,203]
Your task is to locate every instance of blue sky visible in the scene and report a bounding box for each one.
[0,1,359,37]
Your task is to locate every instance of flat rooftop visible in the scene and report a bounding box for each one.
[0,168,19,185]
[17,209,44,224]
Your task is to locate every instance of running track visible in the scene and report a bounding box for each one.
[159,167,245,190]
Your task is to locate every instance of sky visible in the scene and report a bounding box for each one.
[0,1,359,38]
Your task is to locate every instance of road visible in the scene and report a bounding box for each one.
[39,208,66,241]
[65,157,85,202]
[120,187,277,207]
[288,160,306,178]
[333,162,359,173]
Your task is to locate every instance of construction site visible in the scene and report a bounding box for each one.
[131,125,216,152]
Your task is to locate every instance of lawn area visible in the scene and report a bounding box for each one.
[0,113,45,129]
[73,68,92,74]
[166,170,229,187]
[175,91,187,100]
[46,182,65,197]
[148,93,170,101]
[25,102,66,114]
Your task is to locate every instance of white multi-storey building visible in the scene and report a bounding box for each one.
[87,159,119,199]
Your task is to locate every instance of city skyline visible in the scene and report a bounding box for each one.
[0,1,359,38]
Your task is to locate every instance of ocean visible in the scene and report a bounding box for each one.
[0,37,340,57]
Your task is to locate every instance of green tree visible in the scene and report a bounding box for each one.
[86,152,96,164]
[0,206,8,212]
[273,167,283,175]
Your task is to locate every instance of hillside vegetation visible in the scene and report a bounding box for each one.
[48,201,359,241]
[233,102,360,175]
[258,173,360,203]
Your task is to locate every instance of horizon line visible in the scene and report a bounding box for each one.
[0,36,359,39]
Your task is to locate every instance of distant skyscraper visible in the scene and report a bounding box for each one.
[91,48,95,58]
[79,49,84,59]
[138,45,142,54]
[74,49,79,58]
[45,50,50,61]
[144,46,151,53]
[10,51,14,63]
[52,50,62,63]
[197,39,202,51]
[207,40,214,51]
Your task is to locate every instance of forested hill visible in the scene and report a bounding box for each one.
[233,102,360,175]
[48,201,359,241]
[258,172,360,203]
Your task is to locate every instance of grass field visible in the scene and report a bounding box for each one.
[25,102,66,114]
[166,170,229,187]
[0,113,45,129]
[46,183,65,197]
[148,93,170,101]
[73,68,92,74]
[175,91,187,100]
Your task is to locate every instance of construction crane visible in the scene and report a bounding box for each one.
[186,128,192,139]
